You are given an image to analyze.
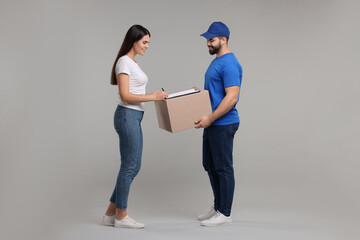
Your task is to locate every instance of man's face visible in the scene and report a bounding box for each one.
[207,37,222,55]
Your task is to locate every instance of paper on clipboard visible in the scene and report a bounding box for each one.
[166,88,200,99]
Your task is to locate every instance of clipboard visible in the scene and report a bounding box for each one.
[166,88,201,99]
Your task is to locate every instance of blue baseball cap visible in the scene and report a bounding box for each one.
[200,21,230,39]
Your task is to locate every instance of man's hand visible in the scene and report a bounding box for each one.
[195,115,213,129]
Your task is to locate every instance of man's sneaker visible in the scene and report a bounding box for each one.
[101,214,116,226]
[114,215,145,229]
[197,206,216,221]
[200,211,232,226]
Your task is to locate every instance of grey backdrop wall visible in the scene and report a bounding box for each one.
[1,0,359,239]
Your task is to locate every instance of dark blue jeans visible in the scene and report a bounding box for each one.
[202,123,239,216]
[110,105,144,209]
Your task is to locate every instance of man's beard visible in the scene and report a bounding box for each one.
[209,42,221,55]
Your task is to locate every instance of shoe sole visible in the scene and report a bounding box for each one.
[114,225,145,229]
[200,222,232,227]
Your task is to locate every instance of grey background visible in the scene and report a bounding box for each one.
[1,0,359,239]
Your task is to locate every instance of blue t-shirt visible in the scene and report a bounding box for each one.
[204,53,242,125]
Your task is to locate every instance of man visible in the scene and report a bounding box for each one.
[195,21,243,226]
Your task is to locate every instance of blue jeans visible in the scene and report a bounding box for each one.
[110,105,144,209]
[202,123,239,216]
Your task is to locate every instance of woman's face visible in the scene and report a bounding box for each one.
[133,35,150,56]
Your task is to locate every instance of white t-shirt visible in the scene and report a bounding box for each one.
[115,55,148,111]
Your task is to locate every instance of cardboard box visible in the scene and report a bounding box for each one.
[154,90,212,133]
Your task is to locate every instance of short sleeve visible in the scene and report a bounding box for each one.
[115,57,131,75]
[222,63,242,88]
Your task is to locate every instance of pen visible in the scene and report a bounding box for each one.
[161,88,165,91]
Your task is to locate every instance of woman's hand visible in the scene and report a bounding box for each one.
[152,91,169,100]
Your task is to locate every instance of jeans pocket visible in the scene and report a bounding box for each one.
[230,123,239,137]
[114,106,126,131]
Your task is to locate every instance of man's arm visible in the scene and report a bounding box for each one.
[195,86,239,128]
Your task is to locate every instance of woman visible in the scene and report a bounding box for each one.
[101,25,168,229]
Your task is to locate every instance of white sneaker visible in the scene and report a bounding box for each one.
[114,215,145,229]
[197,206,216,221]
[101,214,116,226]
[200,211,232,226]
